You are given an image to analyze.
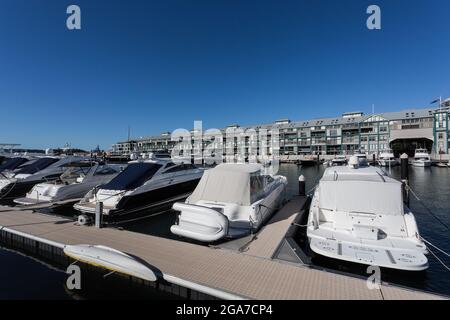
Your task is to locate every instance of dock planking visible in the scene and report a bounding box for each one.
[243,196,307,258]
[0,202,445,300]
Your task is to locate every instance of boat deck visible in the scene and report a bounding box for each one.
[0,200,445,300]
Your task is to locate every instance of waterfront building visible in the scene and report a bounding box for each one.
[111,103,450,158]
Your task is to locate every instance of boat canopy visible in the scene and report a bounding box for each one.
[188,163,263,206]
[318,178,403,216]
[101,162,162,190]
[0,157,28,172]
[14,157,59,175]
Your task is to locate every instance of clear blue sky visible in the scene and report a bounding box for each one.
[0,0,449,150]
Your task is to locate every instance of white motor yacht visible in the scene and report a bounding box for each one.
[412,149,432,167]
[378,149,399,167]
[306,156,428,271]
[73,158,204,219]
[0,157,85,203]
[170,163,287,243]
[14,161,125,206]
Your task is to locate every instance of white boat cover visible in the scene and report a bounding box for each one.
[318,178,403,216]
[188,163,261,206]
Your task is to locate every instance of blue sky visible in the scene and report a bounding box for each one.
[0,0,449,150]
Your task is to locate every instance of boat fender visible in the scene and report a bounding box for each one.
[77,214,92,226]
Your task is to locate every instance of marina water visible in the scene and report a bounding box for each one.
[1,164,449,299]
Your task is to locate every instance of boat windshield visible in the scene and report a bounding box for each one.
[14,158,59,175]
[0,157,28,172]
[100,163,162,190]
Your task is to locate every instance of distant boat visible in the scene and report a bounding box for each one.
[301,155,318,166]
[412,149,431,167]
[353,152,369,167]
[378,149,399,167]
[331,155,347,166]
[307,156,428,271]
[170,163,287,243]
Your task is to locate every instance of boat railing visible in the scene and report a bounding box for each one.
[375,171,386,182]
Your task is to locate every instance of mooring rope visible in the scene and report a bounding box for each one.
[427,247,450,272]
[292,222,309,228]
[421,236,450,258]
[406,185,450,230]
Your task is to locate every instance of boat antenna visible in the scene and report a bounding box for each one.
[127,125,131,142]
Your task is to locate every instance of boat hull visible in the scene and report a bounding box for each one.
[0,180,44,204]
[378,159,399,167]
[74,178,201,219]
[412,161,431,167]
[308,235,428,271]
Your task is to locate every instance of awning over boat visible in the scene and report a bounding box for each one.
[100,162,162,190]
[318,179,403,216]
[188,163,262,206]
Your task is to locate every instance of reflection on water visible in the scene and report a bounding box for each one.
[0,163,449,298]
[0,247,70,300]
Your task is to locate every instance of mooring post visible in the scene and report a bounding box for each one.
[299,175,306,196]
[316,153,320,166]
[95,201,103,229]
[400,153,409,206]
[372,153,376,165]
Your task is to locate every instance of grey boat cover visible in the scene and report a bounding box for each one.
[0,157,28,172]
[14,158,59,175]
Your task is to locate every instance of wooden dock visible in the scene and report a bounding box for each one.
[0,199,445,300]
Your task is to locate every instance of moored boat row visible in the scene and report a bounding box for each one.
[0,152,434,272]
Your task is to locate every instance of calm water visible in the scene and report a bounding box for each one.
[0,164,449,298]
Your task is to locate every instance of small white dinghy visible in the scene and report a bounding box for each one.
[171,163,287,243]
[307,156,428,271]
[64,244,157,281]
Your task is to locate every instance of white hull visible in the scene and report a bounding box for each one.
[412,160,431,167]
[64,245,157,281]
[307,162,428,271]
[308,227,428,271]
[378,159,399,167]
